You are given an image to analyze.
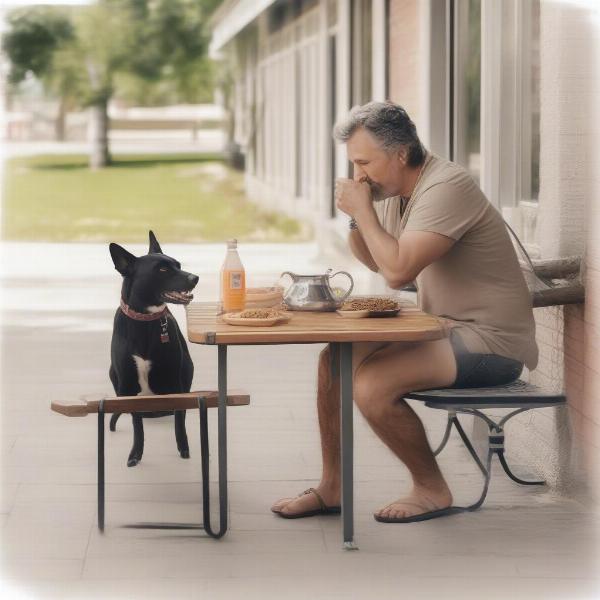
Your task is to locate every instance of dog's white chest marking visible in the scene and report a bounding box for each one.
[132,355,154,395]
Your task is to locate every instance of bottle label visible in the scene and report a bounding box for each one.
[230,272,242,290]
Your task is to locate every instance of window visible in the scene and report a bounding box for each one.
[351,0,372,106]
[454,0,481,183]
[520,0,541,202]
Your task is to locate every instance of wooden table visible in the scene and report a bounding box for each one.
[186,302,447,548]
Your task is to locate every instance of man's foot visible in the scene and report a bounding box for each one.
[271,486,340,518]
[374,486,453,522]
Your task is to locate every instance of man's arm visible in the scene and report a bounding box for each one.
[348,228,379,272]
[355,207,455,288]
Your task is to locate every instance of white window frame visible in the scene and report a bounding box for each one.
[480,0,540,257]
[424,1,540,255]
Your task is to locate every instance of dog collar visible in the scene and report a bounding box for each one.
[119,298,169,321]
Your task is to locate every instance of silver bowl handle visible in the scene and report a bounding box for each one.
[329,271,354,302]
[278,271,296,293]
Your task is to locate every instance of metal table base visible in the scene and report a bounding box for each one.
[331,342,358,550]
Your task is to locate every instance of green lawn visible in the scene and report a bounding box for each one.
[1,154,310,243]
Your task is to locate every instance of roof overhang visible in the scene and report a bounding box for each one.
[209,0,277,58]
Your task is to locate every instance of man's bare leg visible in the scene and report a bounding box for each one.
[352,339,457,519]
[271,338,458,518]
[271,342,386,515]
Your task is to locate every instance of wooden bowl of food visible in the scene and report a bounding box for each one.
[337,297,401,318]
[244,286,285,309]
[222,307,291,327]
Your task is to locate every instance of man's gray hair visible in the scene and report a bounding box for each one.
[333,101,426,167]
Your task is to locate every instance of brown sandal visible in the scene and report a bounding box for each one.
[272,487,341,519]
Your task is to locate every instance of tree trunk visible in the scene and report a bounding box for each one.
[55,96,67,141]
[89,99,111,169]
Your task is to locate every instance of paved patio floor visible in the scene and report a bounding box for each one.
[1,242,599,599]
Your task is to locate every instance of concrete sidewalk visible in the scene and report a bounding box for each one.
[1,242,598,599]
[1,134,225,159]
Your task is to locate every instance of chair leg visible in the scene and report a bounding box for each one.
[438,409,546,514]
[462,447,494,511]
[497,450,545,486]
[432,412,454,456]
[453,416,488,476]
[429,412,492,513]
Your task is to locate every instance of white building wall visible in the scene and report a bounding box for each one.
[243,6,330,226]
[507,0,600,497]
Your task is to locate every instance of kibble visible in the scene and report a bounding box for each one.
[237,308,282,319]
[341,297,398,311]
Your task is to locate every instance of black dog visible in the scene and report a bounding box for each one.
[108,231,199,467]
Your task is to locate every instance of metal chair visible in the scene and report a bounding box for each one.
[406,380,566,511]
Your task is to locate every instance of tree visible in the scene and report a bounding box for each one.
[2,0,218,169]
[2,6,77,141]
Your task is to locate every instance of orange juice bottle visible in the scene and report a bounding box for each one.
[220,239,246,313]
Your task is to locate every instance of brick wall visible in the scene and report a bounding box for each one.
[580,152,600,498]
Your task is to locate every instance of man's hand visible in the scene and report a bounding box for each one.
[335,178,372,218]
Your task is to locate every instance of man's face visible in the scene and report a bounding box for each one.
[346,127,406,201]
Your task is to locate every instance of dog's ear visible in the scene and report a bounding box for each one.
[148,230,163,254]
[109,243,137,276]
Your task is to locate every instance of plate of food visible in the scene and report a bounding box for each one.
[222,308,292,327]
[337,297,401,318]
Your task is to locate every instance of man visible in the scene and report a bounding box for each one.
[271,101,538,523]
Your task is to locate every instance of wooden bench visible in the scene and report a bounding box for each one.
[406,381,566,511]
[51,390,250,538]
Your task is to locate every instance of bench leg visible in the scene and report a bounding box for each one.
[107,347,230,536]
[120,398,219,533]
[122,385,227,535]
[98,402,105,532]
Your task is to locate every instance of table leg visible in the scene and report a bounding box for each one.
[218,344,229,534]
[340,342,358,550]
[202,344,229,538]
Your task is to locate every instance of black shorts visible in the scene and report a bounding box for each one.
[449,329,523,389]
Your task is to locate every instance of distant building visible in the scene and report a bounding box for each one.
[210,1,600,502]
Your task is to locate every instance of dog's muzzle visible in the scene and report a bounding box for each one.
[162,290,194,304]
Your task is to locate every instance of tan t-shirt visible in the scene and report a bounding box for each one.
[375,153,538,370]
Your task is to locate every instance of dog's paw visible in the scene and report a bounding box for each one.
[179,449,190,459]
